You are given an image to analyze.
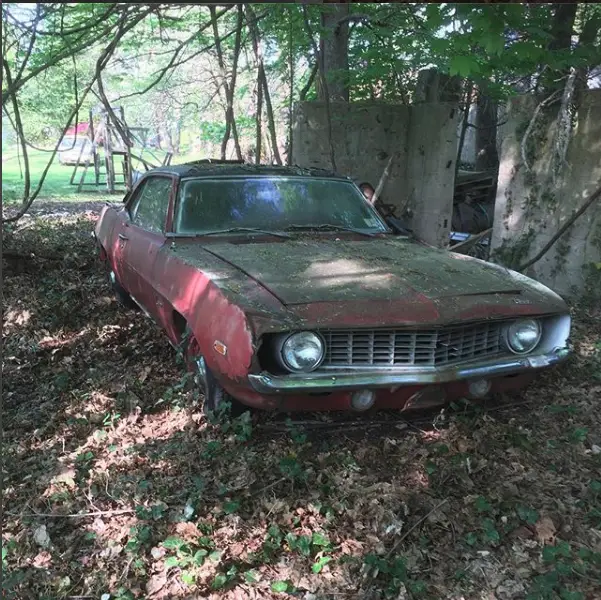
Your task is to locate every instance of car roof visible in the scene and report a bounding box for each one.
[148,160,349,180]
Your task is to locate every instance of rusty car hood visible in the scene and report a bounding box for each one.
[200,237,527,306]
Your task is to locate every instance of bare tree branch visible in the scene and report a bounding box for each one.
[288,9,294,165]
[1,4,128,105]
[2,6,151,222]
[3,59,31,202]
[299,62,318,101]
[111,6,234,104]
[153,8,262,73]
[246,4,281,165]
[456,80,474,173]
[517,184,601,272]
[520,90,561,173]
[95,7,157,150]
[2,72,97,223]
[210,4,243,160]
[12,3,41,88]
[551,66,577,184]
[3,54,80,154]
[4,3,119,38]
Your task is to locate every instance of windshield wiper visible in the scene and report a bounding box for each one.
[196,227,290,239]
[284,224,375,237]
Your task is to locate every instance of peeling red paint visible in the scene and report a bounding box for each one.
[154,249,255,379]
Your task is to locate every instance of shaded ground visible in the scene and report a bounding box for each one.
[2,206,600,600]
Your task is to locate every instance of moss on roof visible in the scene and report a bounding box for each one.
[151,162,346,180]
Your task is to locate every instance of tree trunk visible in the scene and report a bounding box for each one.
[210,5,243,161]
[415,68,462,103]
[287,11,294,166]
[456,80,474,172]
[229,6,243,160]
[246,5,262,164]
[3,60,31,201]
[299,63,318,101]
[475,89,499,171]
[172,111,182,155]
[246,4,281,165]
[541,3,578,95]
[318,2,350,102]
[261,70,282,165]
[302,5,336,171]
[549,3,578,52]
[231,119,242,160]
[255,72,263,164]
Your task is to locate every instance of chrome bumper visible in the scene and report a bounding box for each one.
[248,348,570,394]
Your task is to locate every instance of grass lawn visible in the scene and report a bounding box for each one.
[2,148,117,204]
[2,146,207,206]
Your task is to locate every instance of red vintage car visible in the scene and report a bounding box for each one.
[94,161,571,414]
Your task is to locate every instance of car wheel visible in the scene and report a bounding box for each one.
[184,330,244,417]
[108,268,138,310]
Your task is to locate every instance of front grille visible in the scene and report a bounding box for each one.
[320,322,505,368]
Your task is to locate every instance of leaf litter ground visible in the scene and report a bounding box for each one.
[2,204,600,600]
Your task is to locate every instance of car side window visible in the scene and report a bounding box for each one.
[129,177,173,234]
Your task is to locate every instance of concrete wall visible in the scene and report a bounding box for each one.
[491,90,601,299]
[291,101,458,247]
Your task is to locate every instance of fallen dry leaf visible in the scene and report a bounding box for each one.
[33,524,51,548]
[510,526,534,540]
[138,366,152,383]
[32,550,53,568]
[534,517,556,545]
[2,210,600,600]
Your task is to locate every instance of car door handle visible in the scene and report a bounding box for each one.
[118,233,129,241]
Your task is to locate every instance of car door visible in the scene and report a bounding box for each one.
[121,174,175,318]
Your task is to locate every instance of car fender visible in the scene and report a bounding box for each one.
[152,247,256,385]
[95,206,120,250]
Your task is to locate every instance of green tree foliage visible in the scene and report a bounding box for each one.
[2,3,600,217]
[344,3,600,101]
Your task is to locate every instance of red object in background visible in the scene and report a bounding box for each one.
[65,122,89,137]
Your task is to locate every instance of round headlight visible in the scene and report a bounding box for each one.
[281,332,325,372]
[505,319,542,354]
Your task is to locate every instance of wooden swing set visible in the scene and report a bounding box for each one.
[69,105,173,193]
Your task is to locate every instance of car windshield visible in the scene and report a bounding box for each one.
[174,176,388,235]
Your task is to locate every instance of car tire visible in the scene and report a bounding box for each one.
[108,268,138,310]
[183,329,245,417]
